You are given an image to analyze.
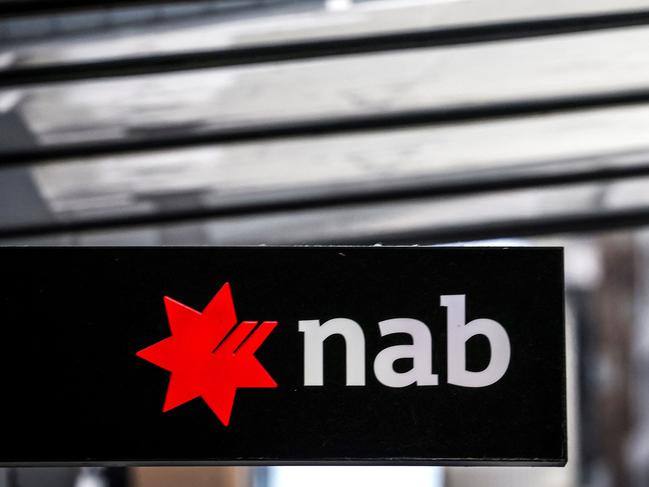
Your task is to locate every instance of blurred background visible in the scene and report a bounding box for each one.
[1,0,649,485]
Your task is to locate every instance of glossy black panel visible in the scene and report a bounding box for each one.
[0,247,565,465]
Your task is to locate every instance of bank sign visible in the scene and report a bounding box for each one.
[0,247,566,466]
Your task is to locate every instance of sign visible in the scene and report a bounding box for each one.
[0,247,566,465]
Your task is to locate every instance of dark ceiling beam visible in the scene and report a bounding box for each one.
[325,207,649,245]
[0,0,268,18]
[4,87,649,167]
[2,9,649,88]
[2,149,649,239]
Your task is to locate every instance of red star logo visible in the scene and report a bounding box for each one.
[136,283,277,426]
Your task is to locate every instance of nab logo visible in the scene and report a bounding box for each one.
[136,283,277,426]
[138,282,512,427]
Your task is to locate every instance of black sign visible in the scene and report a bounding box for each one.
[0,247,565,466]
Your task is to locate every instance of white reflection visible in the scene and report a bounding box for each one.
[270,466,443,487]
